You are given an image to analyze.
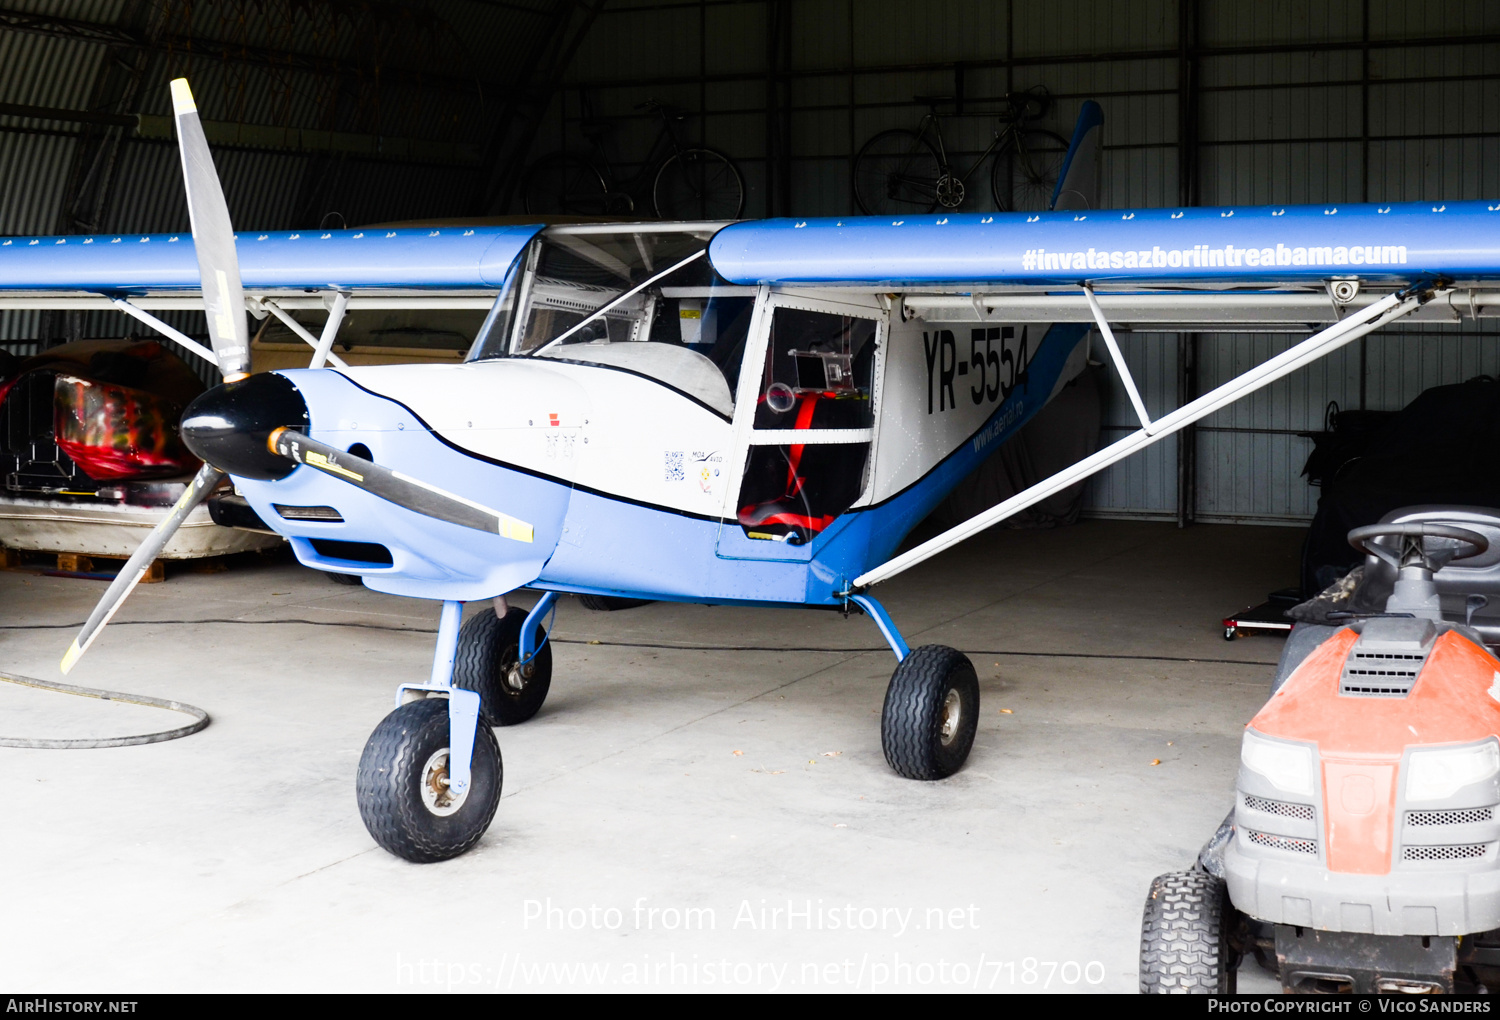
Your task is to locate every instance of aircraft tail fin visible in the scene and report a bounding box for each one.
[1048,100,1104,212]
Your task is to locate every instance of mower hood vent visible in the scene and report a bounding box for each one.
[1340,618,1437,697]
[1403,843,1491,862]
[1247,829,1318,855]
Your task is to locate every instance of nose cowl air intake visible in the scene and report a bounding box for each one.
[181,372,309,480]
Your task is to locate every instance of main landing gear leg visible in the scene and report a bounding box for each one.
[356,600,504,862]
[848,593,980,781]
[454,591,556,726]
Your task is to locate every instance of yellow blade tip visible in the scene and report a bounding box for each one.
[499,517,534,543]
[169,79,196,116]
[59,641,81,675]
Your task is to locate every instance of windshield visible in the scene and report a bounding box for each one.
[467,224,751,416]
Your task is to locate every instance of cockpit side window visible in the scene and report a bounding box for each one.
[735,306,879,544]
[753,309,875,430]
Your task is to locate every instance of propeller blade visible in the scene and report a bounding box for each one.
[170,78,250,382]
[267,428,534,542]
[61,464,225,675]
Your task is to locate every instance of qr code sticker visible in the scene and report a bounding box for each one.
[664,450,685,481]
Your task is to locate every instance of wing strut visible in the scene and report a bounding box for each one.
[1084,284,1155,434]
[308,291,349,369]
[111,297,216,365]
[851,283,1438,591]
[260,299,350,369]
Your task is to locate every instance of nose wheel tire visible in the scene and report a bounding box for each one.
[356,697,503,863]
[880,645,979,780]
[453,606,552,726]
[1140,870,1236,994]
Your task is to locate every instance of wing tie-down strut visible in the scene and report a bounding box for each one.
[852,280,1440,590]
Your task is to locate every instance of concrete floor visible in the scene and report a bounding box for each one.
[0,518,1304,993]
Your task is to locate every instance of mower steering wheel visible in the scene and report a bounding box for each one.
[1347,522,1489,572]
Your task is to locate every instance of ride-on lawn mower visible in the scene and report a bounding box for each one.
[1141,506,1500,994]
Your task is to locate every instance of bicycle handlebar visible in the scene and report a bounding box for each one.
[1003,86,1050,121]
[635,98,686,121]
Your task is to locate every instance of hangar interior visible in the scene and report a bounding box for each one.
[0,0,1497,994]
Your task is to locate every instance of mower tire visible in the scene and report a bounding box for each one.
[1140,869,1235,993]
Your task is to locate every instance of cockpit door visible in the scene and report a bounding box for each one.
[715,288,886,563]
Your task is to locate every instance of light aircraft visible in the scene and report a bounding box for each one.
[9,82,1500,862]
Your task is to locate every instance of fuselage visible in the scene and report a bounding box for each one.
[231,311,1091,607]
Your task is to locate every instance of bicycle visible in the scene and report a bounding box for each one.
[852,86,1070,216]
[522,99,745,220]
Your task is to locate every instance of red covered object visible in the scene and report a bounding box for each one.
[0,338,206,483]
[53,374,200,480]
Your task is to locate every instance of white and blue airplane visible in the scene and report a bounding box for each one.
[10,81,1500,861]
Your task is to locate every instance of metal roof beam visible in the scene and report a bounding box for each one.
[0,4,509,99]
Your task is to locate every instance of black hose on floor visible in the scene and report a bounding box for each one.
[0,672,209,749]
[0,616,1279,666]
[0,609,1270,749]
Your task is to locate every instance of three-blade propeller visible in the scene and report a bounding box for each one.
[61,78,530,674]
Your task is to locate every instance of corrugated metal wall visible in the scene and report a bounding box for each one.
[0,1,1495,523]
[541,0,1500,525]
[0,0,568,353]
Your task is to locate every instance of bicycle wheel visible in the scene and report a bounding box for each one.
[853,129,942,216]
[653,148,745,220]
[990,128,1071,212]
[521,151,610,215]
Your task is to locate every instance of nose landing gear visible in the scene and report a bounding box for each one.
[356,696,503,863]
[356,599,509,862]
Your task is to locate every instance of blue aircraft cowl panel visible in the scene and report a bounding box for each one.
[231,368,570,602]
[0,224,543,292]
[707,201,1500,287]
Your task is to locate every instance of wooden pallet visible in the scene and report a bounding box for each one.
[0,547,166,582]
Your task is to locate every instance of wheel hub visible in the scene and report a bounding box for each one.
[502,644,530,693]
[939,688,962,746]
[936,175,965,209]
[420,747,469,816]
[504,664,531,692]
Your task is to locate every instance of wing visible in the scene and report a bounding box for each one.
[707,201,1500,329]
[707,202,1500,586]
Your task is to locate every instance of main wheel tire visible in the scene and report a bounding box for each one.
[653,148,745,220]
[356,697,503,863]
[521,151,610,215]
[852,129,942,215]
[452,606,552,726]
[990,128,1070,212]
[577,594,653,611]
[324,571,362,586]
[880,644,979,780]
[1139,870,1235,994]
